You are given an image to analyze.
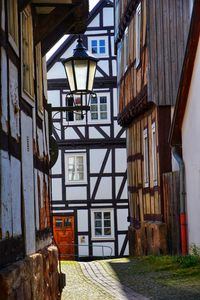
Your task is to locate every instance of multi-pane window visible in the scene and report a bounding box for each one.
[143,128,149,187]
[8,0,19,48]
[91,39,106,54]
[91,210,114,239]
[152,122,158,185]
[135,2,141,67]
[22,5,34,99]
[90,96,108,121]
[65,154,86,184]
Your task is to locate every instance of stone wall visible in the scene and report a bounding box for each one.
[0,245,60,300]
[129,222,168,256]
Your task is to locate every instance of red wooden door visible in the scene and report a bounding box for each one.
[53,215,75,260]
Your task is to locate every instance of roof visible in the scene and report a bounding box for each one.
[47,0,113,70]
[169,0,200,146]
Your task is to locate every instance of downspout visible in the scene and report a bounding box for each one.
[172,146,188,255]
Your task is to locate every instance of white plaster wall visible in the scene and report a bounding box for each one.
[103,8,114,27]
[61,41,76,59]
[47,62,65,79]
[95,177,112,200]
[98,60,109,75]
[11,157,21,236]
[92,242,114,257]
[90,149,111,173]
[47,90,60,106]
[115,149,127,173]
[52,150,61,174]
[182,38,200,248]
[117,209,129,231]
[88,14,100,27]
[118,235,129,256]
[66,186,87,201]
[77,210,88,232]
[52,178,62,200]
[21,112,36,255]
[115,177,128,199]
[78,236,89,256]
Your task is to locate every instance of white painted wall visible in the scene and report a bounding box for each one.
[21,112,36,255]
[77,210,88,232]
[92,242,114,257]
[118,234,129,256]
[182,38,200,248]
[103,7,114,27]
[52,178,62,200]
[47,62,65,79]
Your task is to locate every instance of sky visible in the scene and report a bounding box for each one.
[46,0,100,60]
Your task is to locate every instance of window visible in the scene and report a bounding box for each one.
[152,122,158,185]
[143,128,149,187]
[8,0,19,49]
[135,2,141,68]
[88,37,108,56]
[22,5,34,99]
[90,96,108,121]
[91,39,106,54]
[91,209,114,240]
[65,153,87,184]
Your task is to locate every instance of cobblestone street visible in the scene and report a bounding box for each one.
[61,260,148,300]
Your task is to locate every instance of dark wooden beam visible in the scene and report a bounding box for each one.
[41,0,88,55]
[19,0,31,11]
[34,5,75,45]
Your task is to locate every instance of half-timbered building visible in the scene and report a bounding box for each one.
[47,0,129,259]
[115,0,193,255]
[0,1,88,299]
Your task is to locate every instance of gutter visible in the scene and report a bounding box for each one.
[172,146,188,255]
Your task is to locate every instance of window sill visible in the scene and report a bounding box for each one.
[91,237,115,241]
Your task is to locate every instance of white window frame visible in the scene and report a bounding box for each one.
[124,27,129,73]
[88,92,110,124]
[91,209,114,240]
[143,128,149,187]
[65,153,87,185]
[151,122,158,186]
[88,36,109,57]
[135,2,141,68]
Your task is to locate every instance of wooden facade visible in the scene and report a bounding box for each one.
[0,1,88,298]
[47,0,129,259]
[115,0,193,255]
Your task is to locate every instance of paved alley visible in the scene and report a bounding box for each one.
[61,260,149,300]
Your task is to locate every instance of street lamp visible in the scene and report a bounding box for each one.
[62,36,98,95]
[49,36,98,167]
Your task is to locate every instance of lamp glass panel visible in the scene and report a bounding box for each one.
[64,61,75,92]
[88,60,97,92]
[74,60,88,91]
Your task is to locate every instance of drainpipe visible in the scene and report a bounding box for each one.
[172,146,188,255]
